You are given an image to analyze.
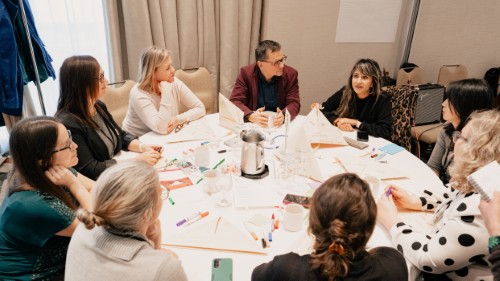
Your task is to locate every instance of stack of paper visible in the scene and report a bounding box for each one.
[218,93,244,132]
[165,217,267,254]
[166,117,217,143]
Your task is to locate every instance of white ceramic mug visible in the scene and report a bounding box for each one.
[283,203,304,232]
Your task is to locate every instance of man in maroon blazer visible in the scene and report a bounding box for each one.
[230,40,300,127]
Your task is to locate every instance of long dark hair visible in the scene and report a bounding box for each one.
[56,55,101,128]
[443,78,494,137]
[309,173,376,280]
[8,116,76,209]
[336,58,383,118]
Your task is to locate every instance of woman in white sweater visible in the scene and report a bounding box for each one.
[122,46,206,136]
[65,160,187,281]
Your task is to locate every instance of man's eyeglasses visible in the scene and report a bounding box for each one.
[452,131,468,143]
[95,73,105,83]
[175,121,190,133]
[260,55,287,67]
[52,130,73,153]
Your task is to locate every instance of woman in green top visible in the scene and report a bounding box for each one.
[0,116,93,280]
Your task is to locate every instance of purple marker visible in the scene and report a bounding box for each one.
[386,187,393,197]
[176,212,200,227]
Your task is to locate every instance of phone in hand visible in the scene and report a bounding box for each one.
[283,193,311,208]
[212,258,233,281]
[357,131,369,142]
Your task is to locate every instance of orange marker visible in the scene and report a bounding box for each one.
[186,211,209,226]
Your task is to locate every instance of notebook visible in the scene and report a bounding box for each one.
[467,161,500,202]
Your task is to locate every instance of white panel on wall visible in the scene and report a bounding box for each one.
[336,0,402,43]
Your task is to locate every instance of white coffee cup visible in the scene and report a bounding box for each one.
[283,203,304,232]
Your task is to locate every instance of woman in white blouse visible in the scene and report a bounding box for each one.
[122,46,206,136]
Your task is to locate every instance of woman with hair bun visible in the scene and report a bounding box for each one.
[65,161,187,281]
[251,173,407,281]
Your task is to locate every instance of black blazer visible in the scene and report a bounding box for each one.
[321,87,392,140]
[57,100,137,180]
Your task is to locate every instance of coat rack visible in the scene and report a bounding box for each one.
[18,0,46,115]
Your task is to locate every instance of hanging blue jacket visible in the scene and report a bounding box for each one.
[0,0,55,116]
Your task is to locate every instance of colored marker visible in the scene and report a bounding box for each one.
[244,222,258,240]
[201,141,209,145]
[212,158,226,170]
[217,150,227,154]
[268,231,273,242]
[168,196,175,205]
[196,178,203,184]
[386,186,393,197]
[186,211,209,226]
[176,212,200,227]
[271,214,275,232]
[376,152,388,161]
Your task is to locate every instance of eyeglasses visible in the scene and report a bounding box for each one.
[260,55,287,67]
[160,184,170,200]
[452,131,468,143]
[175,121,190,133]
[95,73,105,83]
[52,130,73,153]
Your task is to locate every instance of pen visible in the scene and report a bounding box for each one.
[196,178,203,184]
[271,214,275,232]
[386,186,393,197]
[217,150,226,154]
[186,211,209,226]
[376,152,387,161]
[243,222,259,240]
[214,216,222,234]
[176,212,200,227]
[201,141,209,145]
[213,159,226,170]
[168,196,175,205]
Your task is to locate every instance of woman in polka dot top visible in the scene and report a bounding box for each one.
[378,110,500,281]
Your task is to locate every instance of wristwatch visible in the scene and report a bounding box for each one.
[488,235,500,253]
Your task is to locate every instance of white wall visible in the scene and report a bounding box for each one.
[263,1,500,114]
[409,0,500,83]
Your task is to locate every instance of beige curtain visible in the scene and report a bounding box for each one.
[104,0,263,103]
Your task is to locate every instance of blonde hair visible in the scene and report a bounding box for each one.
[449,110,500,193]
[77,161,160,234]
[137,46,172,92]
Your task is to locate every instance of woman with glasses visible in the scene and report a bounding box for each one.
[378,110,500,280]
[122,46,206,137]
[65,161,187,280]
[252,173,408,281]
[427,79,494,184]
[317,58,392,140]
[56,55,162,180]
[0,116,93,280]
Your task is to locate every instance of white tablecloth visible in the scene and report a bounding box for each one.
[115,114,442,281]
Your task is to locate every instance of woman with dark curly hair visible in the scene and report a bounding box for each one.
[252,173,407,281]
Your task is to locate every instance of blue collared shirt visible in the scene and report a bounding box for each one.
[257,71,278,112]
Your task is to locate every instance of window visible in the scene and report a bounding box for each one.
[27,0,109,116]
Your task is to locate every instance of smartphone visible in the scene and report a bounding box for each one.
[283,193,311,208]
[357,131,369,142]
[211,258,233,281]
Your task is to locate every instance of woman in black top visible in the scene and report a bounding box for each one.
[252,173,408,281]
[320,58,392,140]
[56,56,161,180]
